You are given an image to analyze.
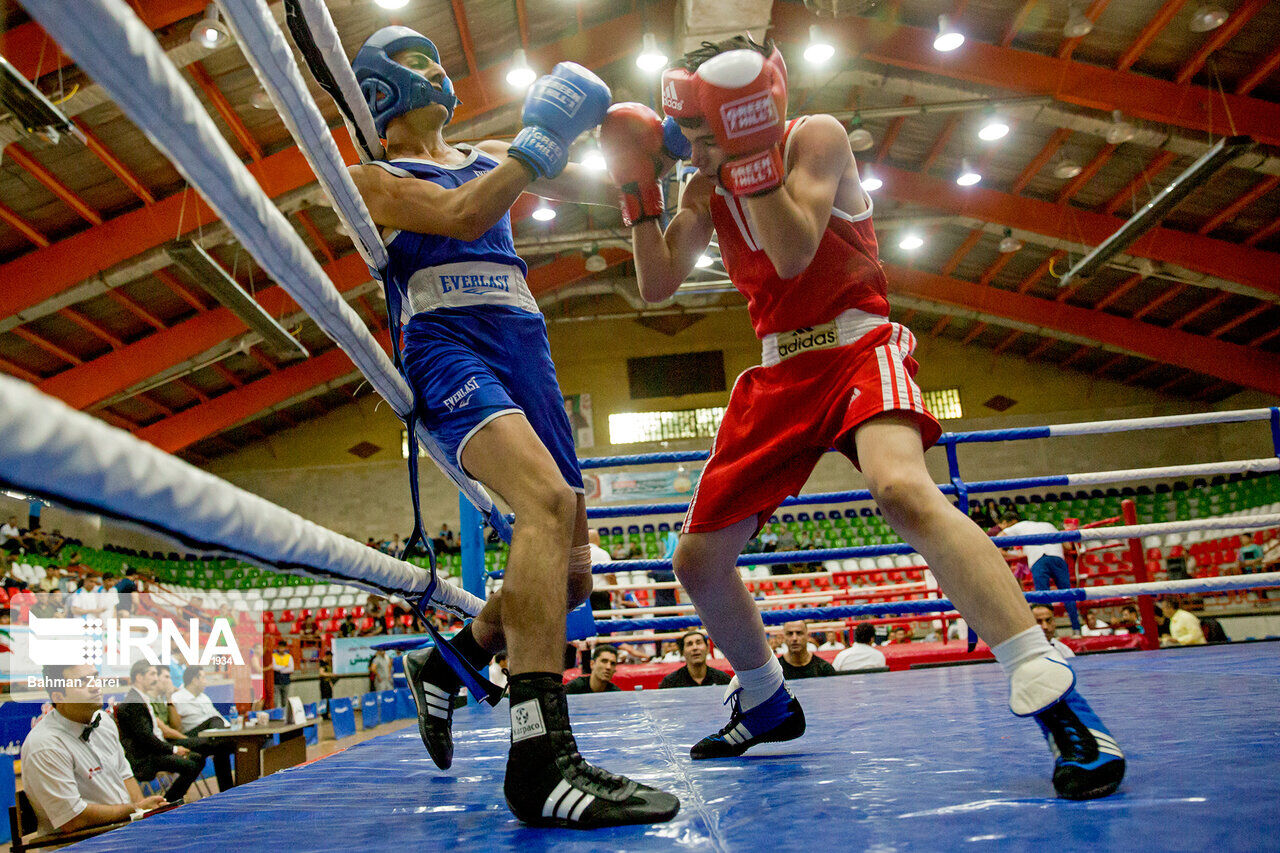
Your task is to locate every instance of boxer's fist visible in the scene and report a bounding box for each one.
[695,49,787,196]
[509,62,612,179]
[600,103,668,227]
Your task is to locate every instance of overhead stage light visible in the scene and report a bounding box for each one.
[933,15,965,52]
[956,158,982,186]
[861,167,882,192]
[532,202,556,221]
[637,33,668,73]
[1189,4,1229,32]
[804,26,836,65]
[507,49,536,90]
[191,3,231,49]
[899,232,924,251]
[1063,4,1094,38]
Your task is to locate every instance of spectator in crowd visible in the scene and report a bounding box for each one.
[318,651,339,711]
[758,524,779,552]
[1160,598,1205,647]
[889,624,912,645]
[767,633,785,657]
[658,632,732,689]
[996,510,1081,634]
[271,647,295,707]
[338,613,360,638]
[1031,605,1075,658]
[489,650,508,691]
[369,649,394,692]
[779,621,836,679]
[816,631,845,651]
[112,566,139,595]
[150,668,177,723]
[1110,604,1143,634]
[168,666,236,792]
[833,623,888,672]
[21,663,167,837]
[116,661,205,804]
[298,613,320,641]
[564,646,622,694]
[0,515,21,552]
[656,641,683,663]
[363,596,389,636]
[1239,541,1265,574]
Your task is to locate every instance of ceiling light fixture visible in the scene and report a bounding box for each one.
[374,0,411,8]
[861,167,882,192]
[1063,4,1094,38]
[1105,109,1136,144]
[899,232,924,251]
[506,49,536,90]
[695,254,714,268]
[636,33,668,72]
[191,3,231,49]
[532,201,556,221]
[847,115,874,151]
[1188,4,1229,32]
[933,15,965,52]
[804,25,836,65]
[978,113,1009,141]
[998,228,1023,253]
[956,157,982,186]
[1053,157,1083,179]
[584,250,608,272]
[581,148,607,171]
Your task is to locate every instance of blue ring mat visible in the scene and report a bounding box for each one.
[67,643,1279,852]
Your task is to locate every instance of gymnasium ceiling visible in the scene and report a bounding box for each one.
[0,0,1277,464]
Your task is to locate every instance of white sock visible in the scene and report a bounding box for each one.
[735,656,784,711]
[991,626,1054,679]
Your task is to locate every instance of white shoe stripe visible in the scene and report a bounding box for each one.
[427,706,450,719]
[556,788,584,820]
[423,683,453,699]
[732,723,751,742]
[542,780,572,819]
[1097,746,1125,758]
[423,694,452,709]
[569,793,595,822]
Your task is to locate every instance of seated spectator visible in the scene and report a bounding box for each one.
[815,631,845,651]
[297,613,320,639]
[888,624,912,644]
[0,515,21,552]
[1110,604,1143,634]
[169,666,235,791]
[833,623,887,672]
[21,664,167,837]
[564,646,621,694]
[338,613,360,638]
[363,596,389,635]
[1239,542,1265,574]
[779,620,835,679]
[656,641,683,663]
[757,524,779,552]
[151,668,177,722]
[114,567,139,595]
[1160,598,1205,647]
[658,631,732,689]
[1031,604,1075,658]
[116,661,205,804]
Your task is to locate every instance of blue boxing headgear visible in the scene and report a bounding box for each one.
[353,26,461,136]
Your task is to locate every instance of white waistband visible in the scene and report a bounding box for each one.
[761,308,890,367]
[405,261,539,316]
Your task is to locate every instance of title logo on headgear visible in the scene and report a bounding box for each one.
[719,92,777,139]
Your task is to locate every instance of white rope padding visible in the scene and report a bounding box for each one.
[1047,408,1275,437]
[21,0,505,538]
[1077,571,1280,600]
[0,376,482,615]
[1063,456,1280,486]
[1075,514,1280,541]
[282,0,385,164]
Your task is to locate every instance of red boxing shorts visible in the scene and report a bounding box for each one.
[683,322,941,534]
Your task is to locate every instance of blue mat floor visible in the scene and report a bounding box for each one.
[68,643,1279,852]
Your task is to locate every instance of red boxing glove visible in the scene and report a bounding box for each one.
[599,103,668,227]
[694,47,788,197]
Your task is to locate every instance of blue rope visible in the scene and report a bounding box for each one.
[592,588,1091,633]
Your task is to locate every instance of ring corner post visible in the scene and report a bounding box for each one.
[459,494,487,705]
[1121,498,1159,650]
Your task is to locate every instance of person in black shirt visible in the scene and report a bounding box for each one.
[564,646,622,694]
[658,631,733,689]
[779,620,835,679]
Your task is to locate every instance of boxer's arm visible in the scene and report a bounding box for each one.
[475,140,616,206]
[742,115,852,279]
[348,158,533,242]
[631,175,713,303]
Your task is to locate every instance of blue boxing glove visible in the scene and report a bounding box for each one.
[661,116,691,160]
[508,62,611,180]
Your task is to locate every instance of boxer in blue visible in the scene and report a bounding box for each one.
[348,27,679,827]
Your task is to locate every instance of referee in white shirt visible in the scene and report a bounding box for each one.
[20,664,166,838]
[996,510,1082,634]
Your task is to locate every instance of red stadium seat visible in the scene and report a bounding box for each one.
[351,606,365,618]
[279,609,294,622]
[263,622,280,636]
[262,610,275,623]
[332,607,346,619]
[298,609,312,620]
[1146,548,1161,561]
[317,608,330,619]
[400,613,414,628]
[360,617,375,631]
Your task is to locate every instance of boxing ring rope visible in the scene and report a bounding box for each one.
[0,376,482,615]
[18,0,511,543]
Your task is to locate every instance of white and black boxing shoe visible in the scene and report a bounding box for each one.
[503,673,680,829]
[404,646,459,770]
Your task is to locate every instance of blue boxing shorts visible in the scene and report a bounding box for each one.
[400,305,584,493]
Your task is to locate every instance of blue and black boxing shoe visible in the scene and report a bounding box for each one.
[690,681,806,760]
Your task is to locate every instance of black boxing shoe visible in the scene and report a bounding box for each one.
[691,682,805,760]
[404,646,460,770]
[503,673,680,829]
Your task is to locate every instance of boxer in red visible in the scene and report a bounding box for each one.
[600,35,1124,800]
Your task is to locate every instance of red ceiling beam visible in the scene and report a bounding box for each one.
[1056,0,1111,61]
[1236,44,1280,95]
[960,321,986,345]
[1243,216,1280,248]
[1025,338,1056,360]
[0,0,208,81]
[247,347,278,374]
[174,377,210,403]
[10,326,83,365]
[211,362,243,388]
[1123,362,1165,385]
[106,289,165,330]
[449,0,482,80]
[1090,353,1126,377]
[294,210,335,264]
[5,144,103,225]
[0,9,654,325]
[1169,291,1229,330]
[71,118,156,205]
[939,229,983,276]
[1196,174,1280,236]
[992,331,1021,355]
[188,62,264,162]
[1015,251,1061,295]
[1250,326,1280,347]
[1174,0,1267,85]
[1092,272,1144,310]
[1000,0,1039,46]
[38,252,371,410]
[1209,302,1270,338]
[918,115,959,173]
[876,163,1280,298]
[135,345,360,453]
[928,316,951,338]
[0,200,50,247]
[1011,128,1072,194]
[884,264,1280,394]
[1055,143,1116,204]
[1102,150,1177,215]
[875,97,914,165]
[1116,0,1188,71]
[0,355,43,384]
[153,268,207,312]
[57,307,124,349]
[769,6,1280,147]
[515,0,531,47]
[1131,283,1187,320]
